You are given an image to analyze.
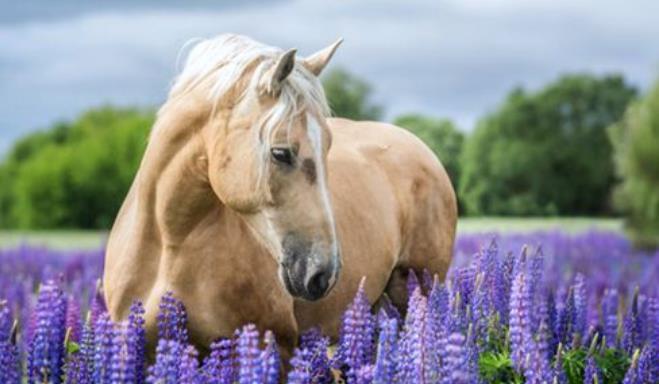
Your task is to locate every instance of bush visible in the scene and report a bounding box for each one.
[609,79,659,248]
[0,107,153,229]
[460,74,637,216]
[322,68,383,121]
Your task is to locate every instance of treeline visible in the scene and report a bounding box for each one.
[0,69,657,246]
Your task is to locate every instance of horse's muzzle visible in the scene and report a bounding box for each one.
[279,253,338,301]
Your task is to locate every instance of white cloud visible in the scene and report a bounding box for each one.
[0,0,658,154]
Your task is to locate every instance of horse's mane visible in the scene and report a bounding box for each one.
[168,33,331,191]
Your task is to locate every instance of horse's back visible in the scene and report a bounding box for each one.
[327,118,457,308]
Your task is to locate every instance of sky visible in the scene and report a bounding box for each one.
[1,0,658,154]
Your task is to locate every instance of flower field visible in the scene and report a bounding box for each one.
[0,231,657,383]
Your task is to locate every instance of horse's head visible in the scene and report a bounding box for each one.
[177,35,342,301]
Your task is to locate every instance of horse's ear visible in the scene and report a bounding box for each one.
[302,38,343,76]
[262,48,297,95]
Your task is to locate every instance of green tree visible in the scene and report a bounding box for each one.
[460,74,637,216]
[1,107,153,229]
[322,68,383,121]
[394,114,464,184]
[609,79,659,248]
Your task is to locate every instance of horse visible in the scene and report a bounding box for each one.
[103,34,457,355]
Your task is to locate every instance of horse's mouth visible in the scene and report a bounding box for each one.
[279,266,329,301]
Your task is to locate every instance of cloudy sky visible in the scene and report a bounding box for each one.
[1,0,658,154]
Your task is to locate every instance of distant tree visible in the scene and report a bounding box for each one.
[609,79,659,248]
[322,68,383,121]
[393,114,464,185]
[460,74,637,216]
[1,107,153,229]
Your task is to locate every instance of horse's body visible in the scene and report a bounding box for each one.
[103,34,456,354]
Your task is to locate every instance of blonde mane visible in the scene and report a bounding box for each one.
[169,33,331,191]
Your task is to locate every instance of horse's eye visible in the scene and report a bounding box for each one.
[271,147,294,166]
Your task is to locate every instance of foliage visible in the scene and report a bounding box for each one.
[0,231,657,382]
[394,114,464,185]
[0,107,153,229]
[608,78,659,248]
[321,68,383,121]
[460,74,637,216]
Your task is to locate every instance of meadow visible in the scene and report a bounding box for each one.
[0,226,656,383]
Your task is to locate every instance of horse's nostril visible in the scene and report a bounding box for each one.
[306,270,330,299]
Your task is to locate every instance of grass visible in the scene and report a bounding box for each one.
[0,217,623,250]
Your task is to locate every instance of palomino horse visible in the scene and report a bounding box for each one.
[103,34,457,354]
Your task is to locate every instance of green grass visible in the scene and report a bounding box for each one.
[0,217,623,250]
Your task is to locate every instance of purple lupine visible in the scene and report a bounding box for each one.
[377,291,402,325]
[553,343,568,384]
[354,364,374,384]
[237,324,262,384]
[297,329,332,383]
[127,301,146,384]
[572,273,587,345]
[147,338,186,383]
[64,353,89,384]
[332,278,375,379]
[524,321,552,384]
[110,323,136,383]
[500,250,516,326]
[583,356,601,384]
[421,269,434,294]
[201,338,235,384]
[622,349,641,384]
[509,269,531,370]
[373,314,398,384]
[0,301,20,384]
[287,347,313,384]
[395,288,430,383]
[157,291,188,344]
[77,315,95,383]
[646,297,658,382]
[470,272,491,349]
[407,269,420,299]
[260,330,280,384]
[601,288,620,348]
[179,345,201,384]
[556,286,576,347]
[92,312,115,383]
[27,280,68,384]
[89,280,107,332]
[622,288,642,354]
[443,332,472,384]
[65,295,82,344]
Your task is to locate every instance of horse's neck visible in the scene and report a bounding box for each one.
[134,114,221,248]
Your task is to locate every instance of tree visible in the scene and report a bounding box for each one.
[609,79,659,248]
[393,114,464,185]
[322,68,383,121]
[460,74,637,216]
[1,107,153,229]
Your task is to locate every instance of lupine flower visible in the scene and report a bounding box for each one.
[395,288,430,383]
[407,269,420,299]
[421,269,434,294]
[201,338,235,384]
[583,356,601,384]
[64,352,89,384]
[601,288,620,348]
[524,321,552,384]
[179,345,201,384]
[260,330,280,384]
[556,286,576,347]
[444,332,473,384]
[553,343,568,384]
[0,301,20,384]
[65,295,82,343]
[237,324,262,384]
[622,348,642,384]
[127,301,147,384]
[297,329,332,383]
[332,278,375,379]
[470,272,492,348]
[622,288,642,354]
[572,273,587,345]
[157,291,188,344]
[354,364,374,384]
[147,338,187,383]
[287,347,313,384]
[92,312,115,383]
[373,314,397,384]
[27,280,68,384]
[509,269,531,369]
[89,280,107,332]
